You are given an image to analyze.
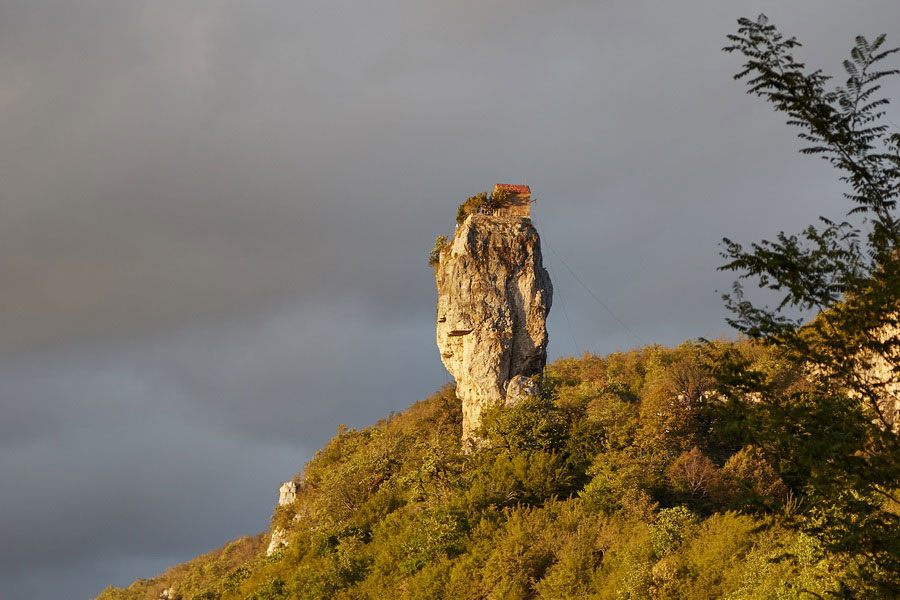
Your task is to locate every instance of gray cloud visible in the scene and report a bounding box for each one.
[2,1,900,598]
[0,298,446,598]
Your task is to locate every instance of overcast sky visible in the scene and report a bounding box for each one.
[2,1,899,598]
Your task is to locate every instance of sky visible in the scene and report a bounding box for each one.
[1,1,899,598]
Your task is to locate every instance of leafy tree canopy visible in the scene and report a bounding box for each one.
[456,189,511,224]
[720,14,900,597]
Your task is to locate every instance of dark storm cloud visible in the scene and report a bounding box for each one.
[0,299,447,598]
[1,0,896,351]
[2,1,900,598]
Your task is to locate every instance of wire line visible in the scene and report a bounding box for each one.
[531,199,646,348]
[541,234,579,351]
[543,237,646,347]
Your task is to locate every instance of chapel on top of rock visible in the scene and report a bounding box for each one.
[489,183,532,218]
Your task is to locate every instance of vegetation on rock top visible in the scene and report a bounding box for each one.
[455,189,511,225]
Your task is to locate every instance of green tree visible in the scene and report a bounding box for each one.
[456,189,511,224]
[720,14,900,597]
[428,235,448,269]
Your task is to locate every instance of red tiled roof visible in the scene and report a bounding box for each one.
[493,183,531,195]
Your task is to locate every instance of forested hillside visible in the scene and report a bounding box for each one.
[97,15,900,600]
[98,340,865,600]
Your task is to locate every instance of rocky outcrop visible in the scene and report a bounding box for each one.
[266,528,290,556]
[435,213,552,445]
[278,481,300,506]
[266,481,301,556]
[858,324,900,430]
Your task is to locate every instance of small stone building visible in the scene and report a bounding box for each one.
[491,183,532,218]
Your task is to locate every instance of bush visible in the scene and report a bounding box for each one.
[481,394,568,454]
[455,189,511,223]
[717,445,787,510]
[650,506,698,557]
[428,235,448,268]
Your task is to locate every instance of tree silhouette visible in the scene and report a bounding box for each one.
[721,14,900,598]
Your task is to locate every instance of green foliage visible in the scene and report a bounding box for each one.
[428,188,515,274]
[718,445,788,511]
[650,506,698,557]
[427,235,447,269]
[480,393,569,454]
[221,566,250,593]
[455,188,511,224]
[375,507,467,575]
[98,344,871,600]
[245,576,287,600]
[581,448,656,517]
[722,14,900,596]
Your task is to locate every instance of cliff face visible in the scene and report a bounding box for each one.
[435,214,552,444]
[859,324,900,430]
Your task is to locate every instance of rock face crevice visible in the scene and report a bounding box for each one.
[435,214,552,445]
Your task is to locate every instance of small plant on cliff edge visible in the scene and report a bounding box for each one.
[428,235,447,269]
[430,187,514,270]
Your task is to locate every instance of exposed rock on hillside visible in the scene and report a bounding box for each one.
[859,324,900,430]
[266,528,290,557]
[266,481,300,556]
[278,481,300,506]
[435,213,552,445]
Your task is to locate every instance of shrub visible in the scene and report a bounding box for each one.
[455,189,511,223]
[650,506,698,557]
[221,567,250,593]
[428,235,448,268]
[581,448,658,517]
[481,394,568,454]
[716,445,788,511]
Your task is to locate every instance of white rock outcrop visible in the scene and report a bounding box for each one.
[435,213,552,445]
[266,481,301,556]
[278,481,300,506]
[266,528,290,556]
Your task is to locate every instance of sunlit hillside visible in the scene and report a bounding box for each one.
[96,341,860,600]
